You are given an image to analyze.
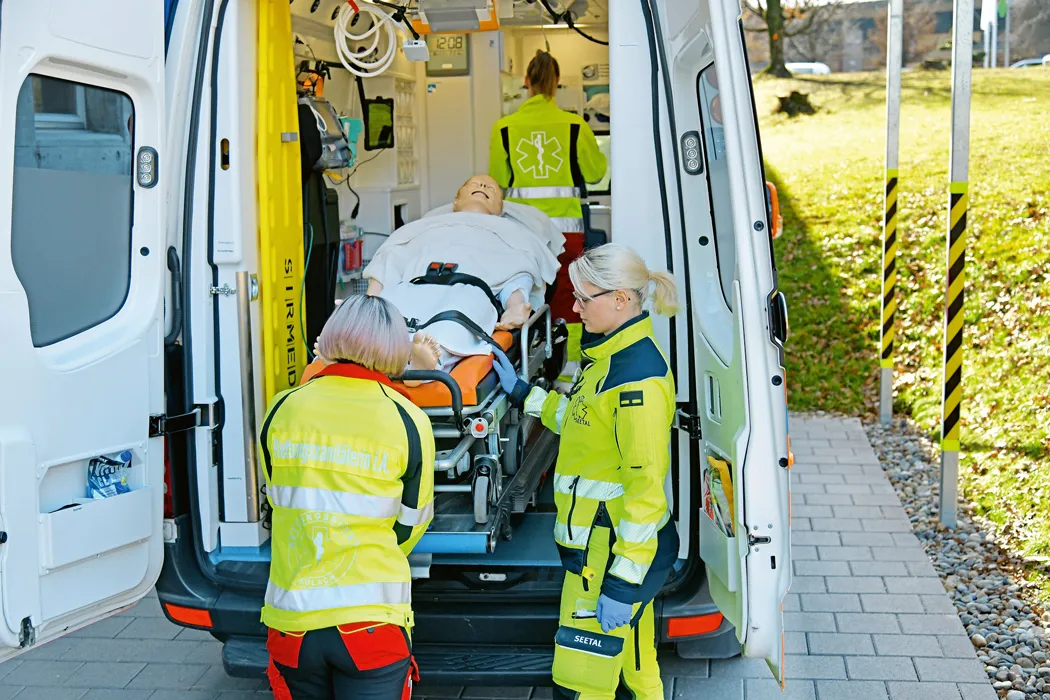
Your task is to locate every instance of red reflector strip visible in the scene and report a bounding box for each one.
[164,604,213,628]
[667,613,723,638]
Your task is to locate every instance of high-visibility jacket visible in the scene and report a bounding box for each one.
[259,362,435,633]
[515,313,678,603]
[489,94,607,233]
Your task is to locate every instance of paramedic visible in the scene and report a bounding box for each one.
[489,50,607,381]
[492,244,680,700]
[260,294,435,700]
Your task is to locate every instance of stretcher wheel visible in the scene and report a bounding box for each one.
[503,422,524,477]
[473,475,491,525]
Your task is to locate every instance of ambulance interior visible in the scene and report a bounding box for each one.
[165,0,786,660]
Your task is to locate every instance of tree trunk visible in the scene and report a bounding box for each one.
[763,0,793,77]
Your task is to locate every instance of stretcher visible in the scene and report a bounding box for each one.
[300,304,564,556]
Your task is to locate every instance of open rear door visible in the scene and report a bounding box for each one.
[611,0,790,684]
[0,0,166,660]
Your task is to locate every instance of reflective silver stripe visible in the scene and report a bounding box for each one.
[554,521,592,548]
[553,396,569,432]
[616,519,658,544]
[506,186,582,199]
[553,476,624,502]
[265,581,411,613]
[397,500,434,527]
[268,485,399,519]
[524,386,549,417]
[550,217,585,233]
[608,556,648,585]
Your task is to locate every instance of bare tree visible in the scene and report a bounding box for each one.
[744,0,845,77]
[871,0,939,67]
[1011,0,1050,60]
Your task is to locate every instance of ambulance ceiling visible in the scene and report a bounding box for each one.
[289,0,606,33]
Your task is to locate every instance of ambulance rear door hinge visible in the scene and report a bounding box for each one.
[149,403,218,438]
[19,617,35,648]
[674,409,702,441]
[747,534,772,548]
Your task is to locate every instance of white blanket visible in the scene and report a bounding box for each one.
[363,211,562,366]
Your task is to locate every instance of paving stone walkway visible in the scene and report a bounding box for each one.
[0,415,998,699]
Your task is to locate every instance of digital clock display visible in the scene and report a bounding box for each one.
[425,34,470,76]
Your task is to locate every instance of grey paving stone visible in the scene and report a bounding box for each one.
[807,633,875,656]
[817,546,873,562]
[214,693,273,700]
[13,689,87,699]
[791,484,829,495]
[884,578,947,595]
[793,518,813,531]
[80,690,159,700]
[861,520,913,533]
[825,577,886,594]
[125,597,168,618]
[192,666,268,691]
[793,532,841,547]
[851,562,908,578]
[880,507,910,520]
[810,518,864,532]
[115,617,184,641]
[814,680,889,700]
[839,533,897,548]
[805,495,855,506]
[825,484,874,495]
[64,662,146,689]
[845,657,918,681]
[812,448,856,457]
[185,641,225,665]
[904,561,940,578]
[18,637,79,662]
[871,548,930,563]
[148,692,223,700]
[177,627,217,642]
[0,688,22,700]
[885,681,962,700]
[841,475,886,485]
[784,594,802,612]
[782,655,847,679]
[68,617,133,639]
[746,678,815,700]
[673,678,742,699]
[785,632,808,655]
[800,594,862,613]
[869,483,897,496]
[656,656,709,677]
[65,639,204,664]
[462,687,531,699]
[862,495,903,507]
[897,615,965,636]
[792,546,820,561]
[126,663,209,689]
[791,576,828,593]
[955,683,998,700]
[936,635,980,659]
[871,634,944,657]
[860,595,925,614]
[797,476,846,486]
[710,657,773,678]
[1,660,83,686]
[794,561,851,577]
[919,595,959,615]
[912,659,990,684]
[783,612,837,633]
[833,506,886,520]
[793,505,835,519]
[834,614,901,634]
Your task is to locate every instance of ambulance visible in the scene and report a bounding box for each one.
[0,0,792,686]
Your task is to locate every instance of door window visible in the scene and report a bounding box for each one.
[12,74,134,346]
[696,64,736,311]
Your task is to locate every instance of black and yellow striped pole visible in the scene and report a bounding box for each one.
[939,0,973,529]
[879,0,903,425]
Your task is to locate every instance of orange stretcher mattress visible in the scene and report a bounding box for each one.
[300,330,515,408]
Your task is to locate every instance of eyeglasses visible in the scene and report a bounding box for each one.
[572,289,617,305]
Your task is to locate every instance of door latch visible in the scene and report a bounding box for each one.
[19,617,35,648]
[748,534,772,547]
[149,404,218,438]
[674,410,702,440]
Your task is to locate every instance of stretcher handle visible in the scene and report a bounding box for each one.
[520,304,551,380]
[400,370,465,427]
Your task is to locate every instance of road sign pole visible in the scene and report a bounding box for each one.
[1004,0,1011,67]
[940,0,974,528]
[880,0,904,426]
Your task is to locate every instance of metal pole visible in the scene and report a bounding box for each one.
[940,0,973,529]
[983,27,990,69]
[1004,0,1011,67]
[880,0,904,426]
[991,14,998,67]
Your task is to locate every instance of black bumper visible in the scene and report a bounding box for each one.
[157,515,740,684]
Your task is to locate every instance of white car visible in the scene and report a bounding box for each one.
[1010,57,1048,68]
[786,61,832,75]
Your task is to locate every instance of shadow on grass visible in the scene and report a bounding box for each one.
[767,167,875,416]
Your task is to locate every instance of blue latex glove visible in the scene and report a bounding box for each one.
[491,346,520,394]
[596,594,633,634]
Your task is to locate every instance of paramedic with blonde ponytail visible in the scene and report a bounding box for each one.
[491,244,680,700]
[490,50,607,382]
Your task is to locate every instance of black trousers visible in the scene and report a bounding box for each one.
[267,624,415,700]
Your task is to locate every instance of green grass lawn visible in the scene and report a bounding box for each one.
[754,70,1050,594]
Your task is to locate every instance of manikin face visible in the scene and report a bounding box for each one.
[452,175,504,216]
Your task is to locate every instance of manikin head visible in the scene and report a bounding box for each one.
[452,175,504,216]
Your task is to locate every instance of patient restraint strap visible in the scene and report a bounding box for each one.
[406,310,504,355]
[409,262,505,318]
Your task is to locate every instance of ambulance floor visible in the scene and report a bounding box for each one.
[0,416,995,700]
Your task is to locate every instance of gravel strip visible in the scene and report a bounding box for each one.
[861,415,1050,700]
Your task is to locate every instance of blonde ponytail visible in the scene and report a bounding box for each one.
[569,243,680,317]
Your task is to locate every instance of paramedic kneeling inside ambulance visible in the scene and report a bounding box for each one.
[260,295,435,700]
[492,244,680,700]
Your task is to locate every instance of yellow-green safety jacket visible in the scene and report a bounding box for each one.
[489,94,607,233]
[513,314,679,603]
[259,363,435,633]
